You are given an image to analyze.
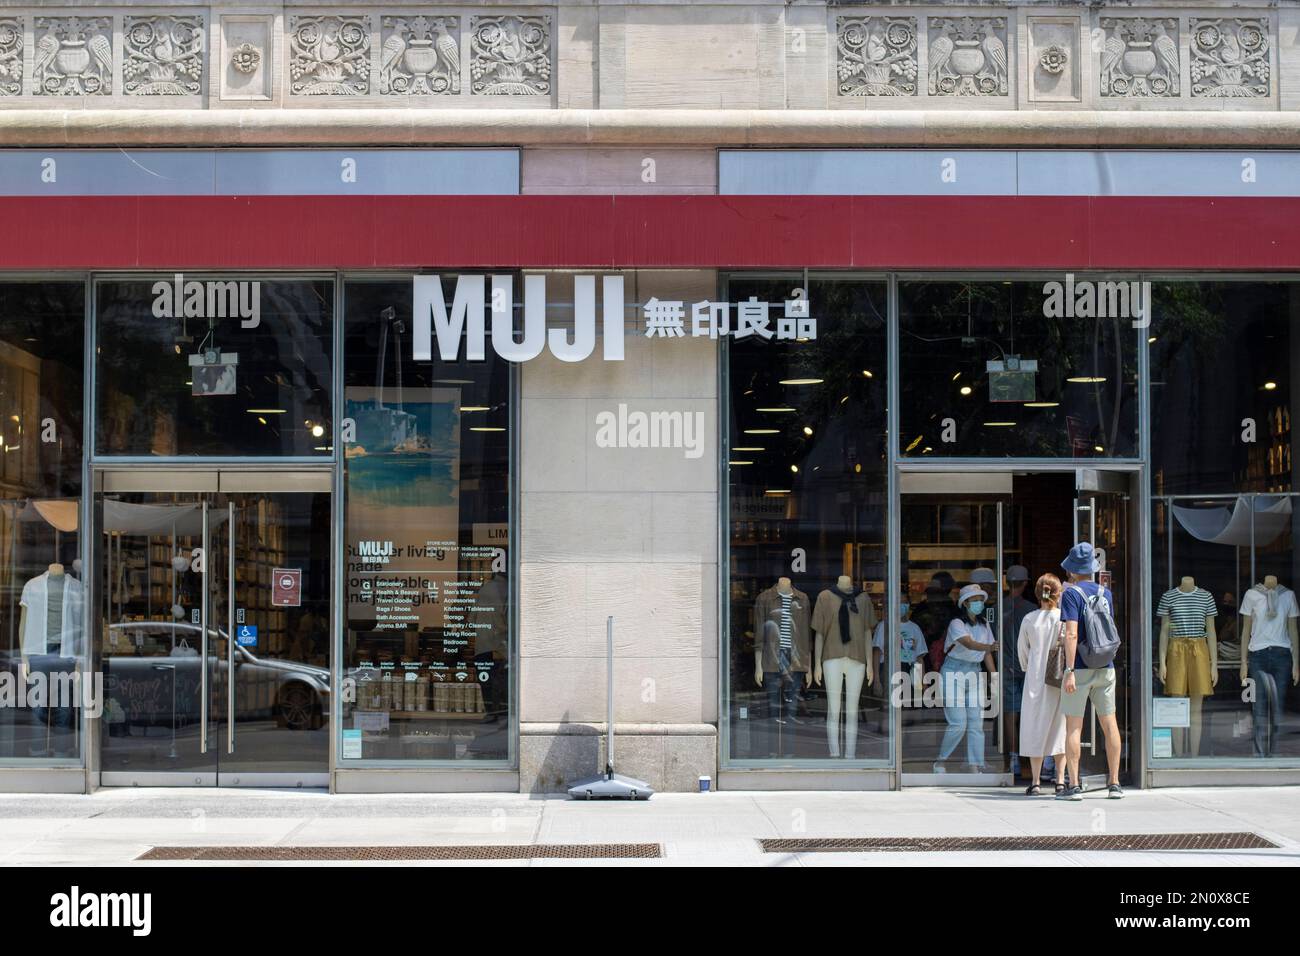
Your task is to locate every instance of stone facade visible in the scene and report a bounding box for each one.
[0,2,1293,111]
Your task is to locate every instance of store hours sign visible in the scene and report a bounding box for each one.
[413,274,816,363]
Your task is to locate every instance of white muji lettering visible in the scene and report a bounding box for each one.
[594,403,705,459]
[152,274,261,329]
[413,274,625,363]
[49,886,152,937]
[41,157,56,183]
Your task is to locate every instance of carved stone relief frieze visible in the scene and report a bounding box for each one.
[470,15,550,95]
[33,16,113,96]
[927,16,1008,97]
[1191,18,1270,98]
[836,16,919,96]
[0,18,21,96]
[124,15,205,95]
[1100,18,1180,98]
[381,15,460,95]
[289,14,372,96]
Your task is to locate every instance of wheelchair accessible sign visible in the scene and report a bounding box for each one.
[236,625,258,647]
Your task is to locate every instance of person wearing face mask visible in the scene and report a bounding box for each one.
[872,589,928,679]
[934,583,998,773]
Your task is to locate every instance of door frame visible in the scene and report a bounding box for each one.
[89,464,334,789]
[891,462,1147,789]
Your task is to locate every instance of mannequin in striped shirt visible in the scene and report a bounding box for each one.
[1158,576,1219,756]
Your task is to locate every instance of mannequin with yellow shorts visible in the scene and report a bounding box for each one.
[1157,576,1218,756]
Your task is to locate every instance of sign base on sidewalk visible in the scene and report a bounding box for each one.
[567,770,654,801]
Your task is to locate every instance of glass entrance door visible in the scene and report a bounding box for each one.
[1072,479,1133,787]
[96,472,331,786]
[899,488,1013,785]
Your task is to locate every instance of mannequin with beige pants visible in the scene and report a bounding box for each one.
[812,576,877,759]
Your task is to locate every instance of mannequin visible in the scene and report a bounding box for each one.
[1157,576,1218,756]
[18,563,76,676]
[19,562,83,757]
[1238,574,1300,757]
[753,577,811,756]
[812,575,877,759]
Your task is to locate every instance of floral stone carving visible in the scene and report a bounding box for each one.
[470,15,550,95]
[1191,19,1269,98]
[231,42,261,76]
[33,16,112,96]
[837,17,918,96]
[289,15,371,95]
[928,17,1008,96]
[1039,45,1068,77]
[1100,18,1179,97]
[0,18,21,96]
[381,15,460,95]
[125,15,205,95]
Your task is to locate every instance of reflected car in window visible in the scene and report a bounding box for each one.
[101,622,329,732]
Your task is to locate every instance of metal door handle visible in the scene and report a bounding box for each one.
[228,501,236,755]
[200,500,209,754]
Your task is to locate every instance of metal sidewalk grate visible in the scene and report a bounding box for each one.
[760,832,1278,853]
[138,843,662,861]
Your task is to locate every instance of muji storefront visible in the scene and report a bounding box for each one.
[0,146,1298,792]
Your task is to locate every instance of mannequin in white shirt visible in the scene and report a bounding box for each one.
[1238,575,1300,685]
[19,563,67,681]
[1158,576,1217,756]
[1238,575,1300,757]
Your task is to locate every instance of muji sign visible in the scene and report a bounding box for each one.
[412,274,816,363]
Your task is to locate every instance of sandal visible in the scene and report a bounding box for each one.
[1054,783,1067,796]
[1025,783,1041,796]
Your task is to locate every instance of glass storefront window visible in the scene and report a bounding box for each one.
[95,277,333,457]
[1150,280,1300,762]
[724,276,889,764]
[899,279,1140,459]
[0,281,85,761]
[341,278,512,762]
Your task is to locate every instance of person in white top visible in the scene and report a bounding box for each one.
[1017,573,1067,795]
[934,583,997,773]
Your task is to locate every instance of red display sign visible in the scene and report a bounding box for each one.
[272,568,302,607]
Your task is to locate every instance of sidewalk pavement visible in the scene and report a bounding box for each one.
[1,785,1297,866]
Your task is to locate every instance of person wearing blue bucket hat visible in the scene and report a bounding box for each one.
[1057,542,1124,801]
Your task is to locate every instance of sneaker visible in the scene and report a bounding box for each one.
[1056,785,1084,801]
[932,762,947,774]
[1108,784,1125,799]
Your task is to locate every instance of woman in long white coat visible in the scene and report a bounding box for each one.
[1018,573,1067,796]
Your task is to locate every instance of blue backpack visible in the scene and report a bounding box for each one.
[1070,585,1122,668]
